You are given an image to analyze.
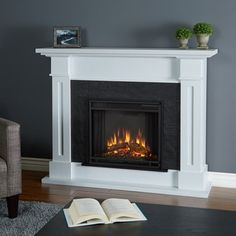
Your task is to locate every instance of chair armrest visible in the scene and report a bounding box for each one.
[0,118,21,196]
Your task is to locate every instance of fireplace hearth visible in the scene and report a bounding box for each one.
[87,101,162,171]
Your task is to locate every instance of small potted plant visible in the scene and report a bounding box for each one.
[193,22,213,49]
[175,28,193,49]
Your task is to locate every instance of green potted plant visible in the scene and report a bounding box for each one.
[175,28,193,49]
[193,22,214,49]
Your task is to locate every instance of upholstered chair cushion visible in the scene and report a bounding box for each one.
[0,157,7,197]
[0,118,21,198]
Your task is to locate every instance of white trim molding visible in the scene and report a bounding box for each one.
[209,172,236,188]
[36,47,217,59]
[21,157,50,172]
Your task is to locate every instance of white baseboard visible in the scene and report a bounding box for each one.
[21,157,50,172]
[208,171,236,188]
[21,157,236,189]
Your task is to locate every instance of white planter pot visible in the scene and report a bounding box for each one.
[196,34,210,49]
[178,39,189,49]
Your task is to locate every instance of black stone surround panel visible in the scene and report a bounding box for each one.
[71,81,180,170]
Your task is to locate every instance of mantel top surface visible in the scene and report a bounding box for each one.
[36,47,218,59]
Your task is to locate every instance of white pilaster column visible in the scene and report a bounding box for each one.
[50,56,72,179]
[178,58,209,190]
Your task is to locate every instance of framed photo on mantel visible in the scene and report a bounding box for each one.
[53,26,81,48]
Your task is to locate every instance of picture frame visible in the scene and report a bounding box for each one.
[53,26,81,48]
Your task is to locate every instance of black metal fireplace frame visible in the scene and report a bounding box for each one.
[84,100,163,171]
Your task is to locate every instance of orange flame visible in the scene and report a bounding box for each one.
[136,129,146,148]
[107,128,148,149]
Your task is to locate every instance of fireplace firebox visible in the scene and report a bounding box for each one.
[86,101,162,170]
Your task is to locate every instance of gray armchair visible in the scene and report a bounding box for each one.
[0,118,21,218]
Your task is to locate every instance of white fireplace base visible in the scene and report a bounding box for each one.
[42,161,211,198]
[36,48,218,198]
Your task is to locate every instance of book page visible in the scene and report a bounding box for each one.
[68,198,109,225]
[64,209,106,227]
[101,198,141,222]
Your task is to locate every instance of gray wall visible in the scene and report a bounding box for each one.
[0,0,235,173]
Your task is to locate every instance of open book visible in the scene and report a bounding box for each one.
[63,198,147,227]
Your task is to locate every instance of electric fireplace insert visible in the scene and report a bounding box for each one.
[84,101,162,171]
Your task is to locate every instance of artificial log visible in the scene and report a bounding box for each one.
[103,151,129,158]
[104,141,152,158]
[129,143,150,156]
[107,142,129,152]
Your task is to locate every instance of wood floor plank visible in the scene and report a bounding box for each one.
[20,170,236,211]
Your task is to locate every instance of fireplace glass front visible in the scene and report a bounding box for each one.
[85,101,162,171]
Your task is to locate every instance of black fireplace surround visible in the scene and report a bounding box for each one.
[71,81,180,171]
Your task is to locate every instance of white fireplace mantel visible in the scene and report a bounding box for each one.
[36,47,218,198]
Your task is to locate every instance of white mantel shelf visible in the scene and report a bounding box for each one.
[36,47,218,198]
[36,47,218,59]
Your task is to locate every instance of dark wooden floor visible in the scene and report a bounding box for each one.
[20,171,236,211]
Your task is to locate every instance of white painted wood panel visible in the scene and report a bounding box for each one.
[69,57,179,83]
[36,48,218,197]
